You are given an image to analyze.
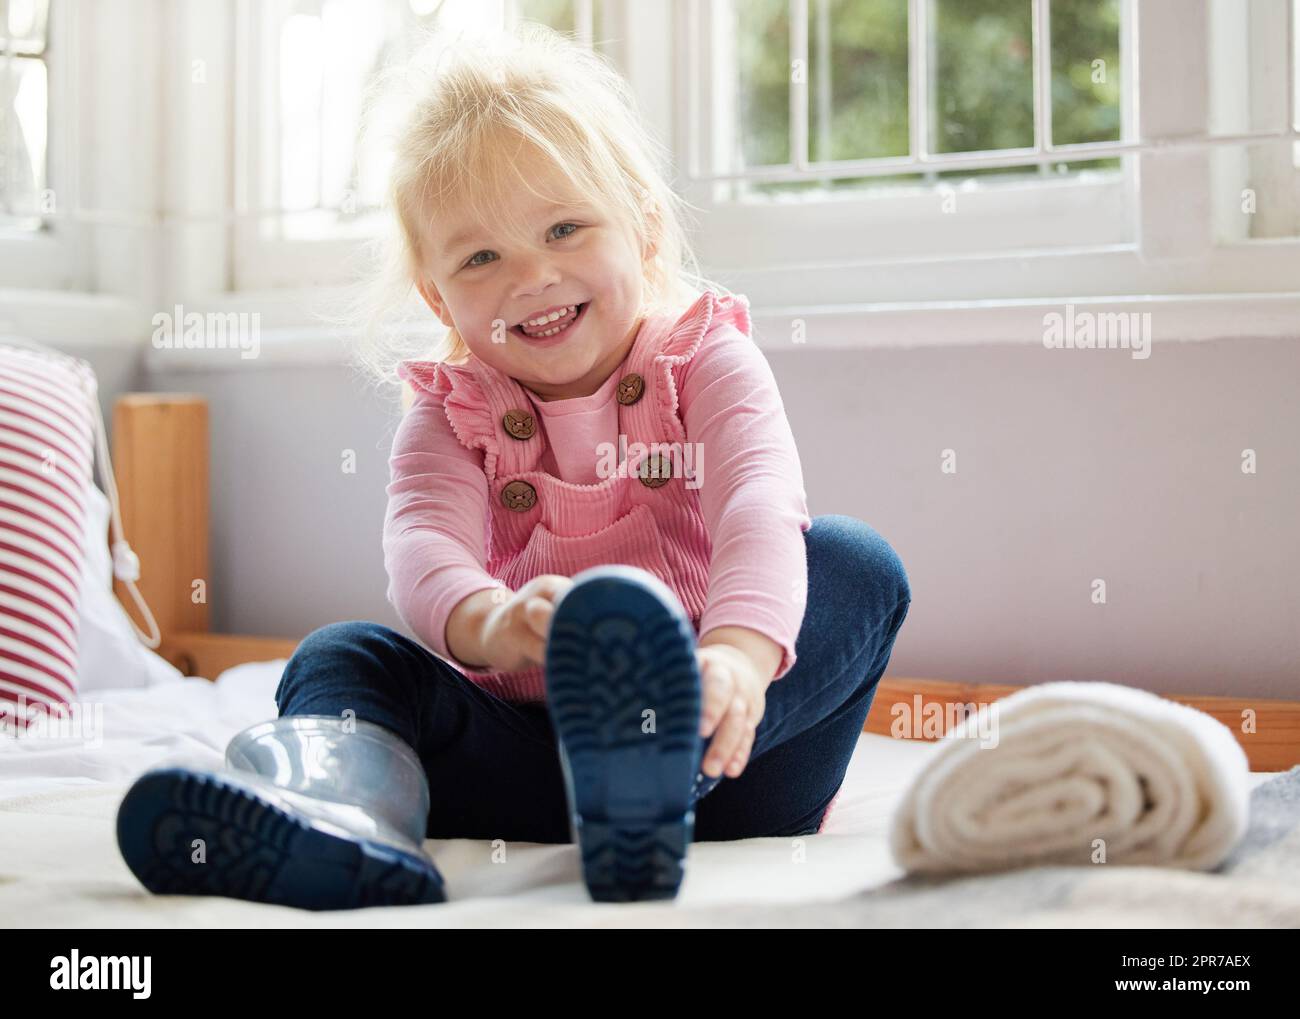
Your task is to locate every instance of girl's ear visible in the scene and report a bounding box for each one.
[641,202,662,264]
[416,276,454,328]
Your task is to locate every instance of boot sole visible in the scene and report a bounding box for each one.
[545,566,703,902]
[115,767,446,910]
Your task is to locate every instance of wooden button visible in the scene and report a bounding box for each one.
[617,372,645,406]
[500,480,537,511]
[502,408,535,440]
[638,453,673,489]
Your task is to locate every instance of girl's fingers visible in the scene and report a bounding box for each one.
[725,725,756,777]
[522,632,546,665]
[521,603,548,662]
[524,597,552,637]
[703,696,749,777]
[699,663,734,738]
[533,575,573,603]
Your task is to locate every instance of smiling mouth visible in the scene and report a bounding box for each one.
[512,301,588,340]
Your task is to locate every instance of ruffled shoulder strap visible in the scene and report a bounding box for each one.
[646,289,752,440]
[395,358,445,397]
[396,358,502,479]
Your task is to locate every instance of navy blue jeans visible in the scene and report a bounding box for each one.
[273,514,910,843]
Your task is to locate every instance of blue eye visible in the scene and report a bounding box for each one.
[462,223,579,269]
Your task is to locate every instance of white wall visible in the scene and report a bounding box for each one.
[772,336,1299,700]
[139,328,1300,701]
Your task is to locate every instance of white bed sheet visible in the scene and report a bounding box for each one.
[0,661,1277,928]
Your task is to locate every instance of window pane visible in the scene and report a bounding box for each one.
[808,0,909,162]
[267,0,612,240]
[1,55,47,226]
[271,0,403,239]
[278,13,326,214]
[517,0,575,32]
[734,0,791,168]
[593,0,615,61]
[737,0,1122,196]
[1050,0,1121,146]
[270,0,428,240]
[515,0,615,61]
[932,0,1033,154]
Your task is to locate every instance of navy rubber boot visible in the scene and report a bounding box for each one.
[115,715,446,910]
[544,565,706,902]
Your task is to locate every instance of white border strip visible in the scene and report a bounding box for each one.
[123,291,1300,370]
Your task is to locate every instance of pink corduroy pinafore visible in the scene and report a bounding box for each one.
[399,288,751,702]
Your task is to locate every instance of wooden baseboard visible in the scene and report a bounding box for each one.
[158,632,300,682]
[870,678,1300,772]
[151,643,1300,772]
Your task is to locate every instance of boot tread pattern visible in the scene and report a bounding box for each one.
[545,569,703,902]
[115,768,446,911]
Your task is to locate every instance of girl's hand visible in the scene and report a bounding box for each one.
[478,574,573,673]
[695,645,770,779]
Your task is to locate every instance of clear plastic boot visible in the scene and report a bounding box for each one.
[115,715,446,910]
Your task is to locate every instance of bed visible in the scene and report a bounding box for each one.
[2,393,1297,928]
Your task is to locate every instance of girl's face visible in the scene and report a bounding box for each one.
[416,163,653,402]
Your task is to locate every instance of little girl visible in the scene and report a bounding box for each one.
[116,22,910,910]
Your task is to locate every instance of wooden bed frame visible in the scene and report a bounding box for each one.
[110,393,1300,772]
[110,395,300,679]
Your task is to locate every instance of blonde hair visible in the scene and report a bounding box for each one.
[331,20,731,405]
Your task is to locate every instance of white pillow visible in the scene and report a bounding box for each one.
[75,481,184,692]
[0,331,182,696]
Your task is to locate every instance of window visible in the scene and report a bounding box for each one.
[717,0,1122,197]
[9,0,1294,324]
[0,0,90,293]
[680,0,1135,278]
[678,0,1300,308]
[1,0,51,232]
[232,0,614,289]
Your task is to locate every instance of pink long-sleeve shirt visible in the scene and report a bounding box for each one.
[384,289,812,703]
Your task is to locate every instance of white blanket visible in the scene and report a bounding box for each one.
[4,667,1279,926]
[889,681,1252,874]
[0,660,945,925]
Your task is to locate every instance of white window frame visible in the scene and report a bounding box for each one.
[0,0,90,292]
[227,0,625,294]
[202,0,1300,315]
[1211,0,1300,244]
[0,0,162,347]
[11,0,1290,354]
[678,0,1133,270]
[228,0,425,292]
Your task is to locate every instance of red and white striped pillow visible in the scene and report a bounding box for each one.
[0,344,97,734]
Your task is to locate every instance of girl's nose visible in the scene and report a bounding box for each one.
[511,251,563,295]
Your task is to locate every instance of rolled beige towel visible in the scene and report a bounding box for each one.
[888,681,1252,874]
